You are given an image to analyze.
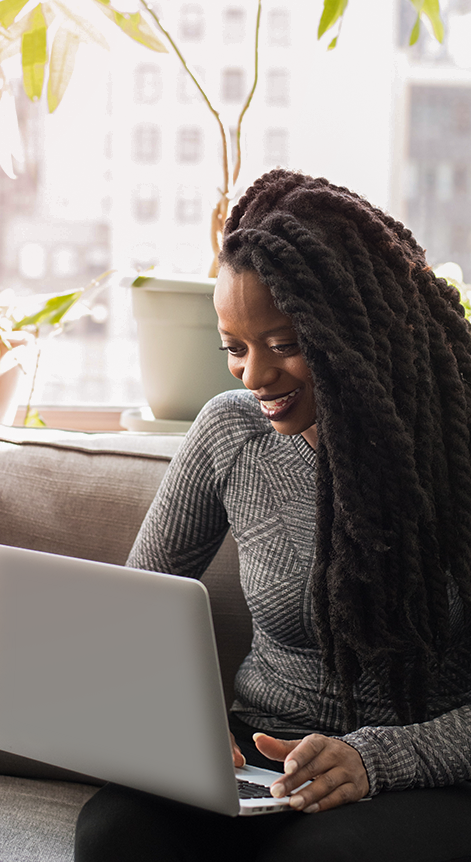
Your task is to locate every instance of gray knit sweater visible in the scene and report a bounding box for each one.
[127,390,471,797]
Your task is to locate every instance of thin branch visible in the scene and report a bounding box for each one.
[138,0,230,198]
[23,337,40,426]
[233,0,262,186]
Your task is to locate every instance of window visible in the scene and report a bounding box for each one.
[133,184,159,222]
[131,242,159,271]
[179,4,204,41]
[52,246,79,278]
[132,124,161,163]
[223,8,245,43]
[177,66,205,103]
[175,187,202,224]
[266,69,290,106]
[18,242,46,279]
[267,9,290,46]
[134,64,162,104]
[264,128,289,166]
[176,127,203,163]
[222,68,245,103]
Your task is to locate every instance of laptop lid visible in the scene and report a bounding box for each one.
[0,545,244,816]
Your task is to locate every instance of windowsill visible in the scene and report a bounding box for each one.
[13,407,128,433]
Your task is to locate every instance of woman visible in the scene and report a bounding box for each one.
[75,169,471,862]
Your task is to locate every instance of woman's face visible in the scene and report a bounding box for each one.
[214,267,317,446]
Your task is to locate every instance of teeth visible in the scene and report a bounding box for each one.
[261,389,299,409]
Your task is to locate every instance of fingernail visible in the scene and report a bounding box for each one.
[285,759,297,775]
[289,795,304,809]
[303,803,319,814]
[239,753,246,766]
[271,783,285,798]
[252,733,263,741]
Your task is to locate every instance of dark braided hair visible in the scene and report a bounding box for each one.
[219,168,471,729]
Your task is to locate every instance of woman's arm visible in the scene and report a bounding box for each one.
[342,703,471,795]
[254,702,471,812]
[126,399,230,577]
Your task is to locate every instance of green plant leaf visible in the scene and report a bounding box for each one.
[317,0,348,40]
[92,1,167,53]
[21,4,47,101]
[0,0,29,28]
[24,407,46,427]
[51,0,109,50]
[13,290,83,329]
[47,24,80,112]
[328,36,338,50]
[409,15,421,44]
[409,0,444,43]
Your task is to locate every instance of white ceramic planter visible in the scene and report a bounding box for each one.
[0,330,36,425]
[131,275,243,423]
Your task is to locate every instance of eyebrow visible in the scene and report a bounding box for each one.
[218,325,295,337]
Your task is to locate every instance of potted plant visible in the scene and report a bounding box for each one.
[0,271,112,425]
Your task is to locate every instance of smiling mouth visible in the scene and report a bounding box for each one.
[259,388,300,420]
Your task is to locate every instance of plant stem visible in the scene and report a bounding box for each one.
[23,337,40,426]
[233,0,262,186]
[139,1,231,200]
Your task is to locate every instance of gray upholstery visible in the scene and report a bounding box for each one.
[0,424,251,861]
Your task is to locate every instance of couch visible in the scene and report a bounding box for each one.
[0,423,251,861]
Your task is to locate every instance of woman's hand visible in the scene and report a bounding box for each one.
[254,732,369,813]
[231,732,246,768]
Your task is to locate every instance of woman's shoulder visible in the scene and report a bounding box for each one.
[197,389,271,435]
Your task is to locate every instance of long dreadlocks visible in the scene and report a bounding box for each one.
[219,168,471,729]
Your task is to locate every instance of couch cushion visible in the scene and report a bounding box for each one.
[0,776,97,862]
[0,426,183,565]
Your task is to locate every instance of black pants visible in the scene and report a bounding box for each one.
[75,724,471,862]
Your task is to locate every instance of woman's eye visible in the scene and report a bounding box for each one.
[219,345,245,356]
[271,343,299,354]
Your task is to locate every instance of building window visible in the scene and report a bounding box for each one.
[222,68,245,102]
[223,8,245,43]
[52,246,79,278]
[266,69,290,106]
[132,123,161,163]
[131,243,158,272]
[264,128,289,166]
[179,4,204,40]
[176,127,203,163]
[267,9,290,46]
[133,184,159,222]
[18,242,46,279]
[177,66,205,103]
[134,64,162,104]
[175,187,202,224]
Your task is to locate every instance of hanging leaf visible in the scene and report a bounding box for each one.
[0,0,29,28]
[50,0,109,50]
[409,0,444,43]
[93,1,167,53]
[47,24,80,112]
[328,36,338,50]
[21,4,47,101]
[24,407,46,427]
[409,15,421,45]
[13,290,83,329]
[317,0,349,40]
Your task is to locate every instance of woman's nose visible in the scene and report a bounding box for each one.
[240,350,279,391]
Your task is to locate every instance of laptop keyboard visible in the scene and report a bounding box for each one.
[237,779,274,799]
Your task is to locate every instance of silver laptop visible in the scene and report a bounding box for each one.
[0,544,298,816]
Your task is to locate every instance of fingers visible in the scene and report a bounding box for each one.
[258,733,369,814]
[253,732,299,762]
[230,732,246,768]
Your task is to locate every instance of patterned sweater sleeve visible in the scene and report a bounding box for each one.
[342,703,471,796]
[126,397,230,578]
